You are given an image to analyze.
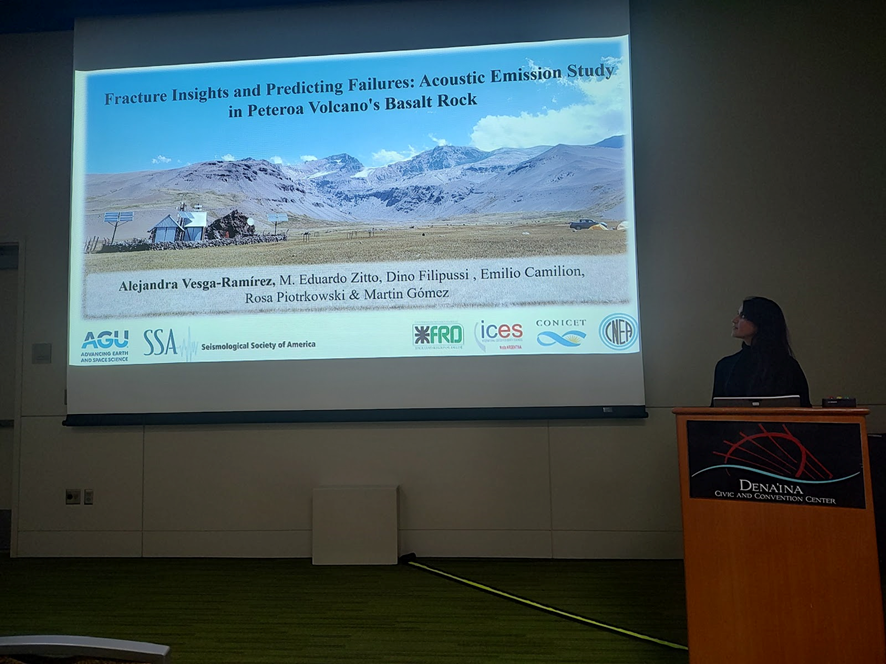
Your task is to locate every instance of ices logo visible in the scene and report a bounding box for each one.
[474,320,523,351]
[82,330,129,349]
[599,314,638,350]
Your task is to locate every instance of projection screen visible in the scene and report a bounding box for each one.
[66,0,644,423]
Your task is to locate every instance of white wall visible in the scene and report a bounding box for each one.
[2,0,884,557]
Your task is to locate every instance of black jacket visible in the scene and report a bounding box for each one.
[711,343,811,406]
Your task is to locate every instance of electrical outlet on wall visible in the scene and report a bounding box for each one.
[65,489,81,505]
[83,490,94,505]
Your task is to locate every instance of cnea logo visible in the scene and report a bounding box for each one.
[143,328,178,356]
[599,314,638,350]
[414,324,463,345]
[82,330,129,350]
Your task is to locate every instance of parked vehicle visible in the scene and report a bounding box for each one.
[569,218,608,230]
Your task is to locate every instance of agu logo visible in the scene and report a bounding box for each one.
[414,324,463,348]
[82,330,129,349]
[599,314,638,350]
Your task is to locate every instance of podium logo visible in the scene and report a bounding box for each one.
[710,425,832,482]
[82,330,129,349]
[687,421,865,509]
[599,314,638,350]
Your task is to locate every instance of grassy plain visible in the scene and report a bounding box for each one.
[84,219,627,275]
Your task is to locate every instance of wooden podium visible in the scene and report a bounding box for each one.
[674,407,885,664]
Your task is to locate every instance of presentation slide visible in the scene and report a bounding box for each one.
[66,1,644,421]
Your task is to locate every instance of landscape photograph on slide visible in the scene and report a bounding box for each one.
[70,36,638,346]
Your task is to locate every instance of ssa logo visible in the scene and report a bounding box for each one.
[474,320,523,352]
[599,314,638,350]
[82,330,129,349]
[144,328,179,356]
[413,323,464,349]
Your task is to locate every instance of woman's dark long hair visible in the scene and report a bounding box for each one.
[741,296,794,358]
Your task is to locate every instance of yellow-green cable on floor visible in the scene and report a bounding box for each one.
[401,554,688,652]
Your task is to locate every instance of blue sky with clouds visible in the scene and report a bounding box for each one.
[80,37,629,174]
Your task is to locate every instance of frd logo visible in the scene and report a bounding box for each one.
[82,330,129,349]
[599,314,638,350]
[414,324,463,345]
[143,328,178,356]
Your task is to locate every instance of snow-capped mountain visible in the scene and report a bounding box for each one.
[86,139,626,224]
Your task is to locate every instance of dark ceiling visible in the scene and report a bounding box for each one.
[0,0,350,34]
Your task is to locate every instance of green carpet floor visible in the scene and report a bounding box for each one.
[0,557,688,663]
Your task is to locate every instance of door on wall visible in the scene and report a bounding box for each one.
[0,243,18,552]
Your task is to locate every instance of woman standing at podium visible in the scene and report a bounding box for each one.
[711,296,811,406]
